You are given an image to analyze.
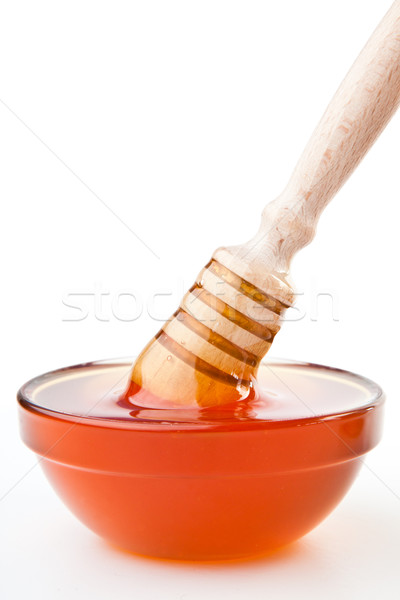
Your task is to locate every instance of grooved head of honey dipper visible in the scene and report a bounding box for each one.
[127,251,294,409]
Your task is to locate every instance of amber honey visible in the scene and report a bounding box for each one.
[18,359,384,560]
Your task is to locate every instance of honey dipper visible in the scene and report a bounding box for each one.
[128,1,400,408]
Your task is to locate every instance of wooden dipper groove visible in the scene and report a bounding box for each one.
[128,2,400,408]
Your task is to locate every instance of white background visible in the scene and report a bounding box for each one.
[1,1,400,598]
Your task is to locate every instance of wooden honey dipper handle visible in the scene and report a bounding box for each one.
[230,0,400,275]
[128,2,400,409]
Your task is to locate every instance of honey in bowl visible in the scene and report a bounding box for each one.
[18,358,384,560]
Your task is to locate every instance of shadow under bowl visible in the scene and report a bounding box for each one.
[17,358,384,560]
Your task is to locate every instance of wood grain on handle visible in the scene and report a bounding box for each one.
[225,0,400,274]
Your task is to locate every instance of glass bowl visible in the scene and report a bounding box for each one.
[17,358,384,560]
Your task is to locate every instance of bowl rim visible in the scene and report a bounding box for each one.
[17,356,385,431]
